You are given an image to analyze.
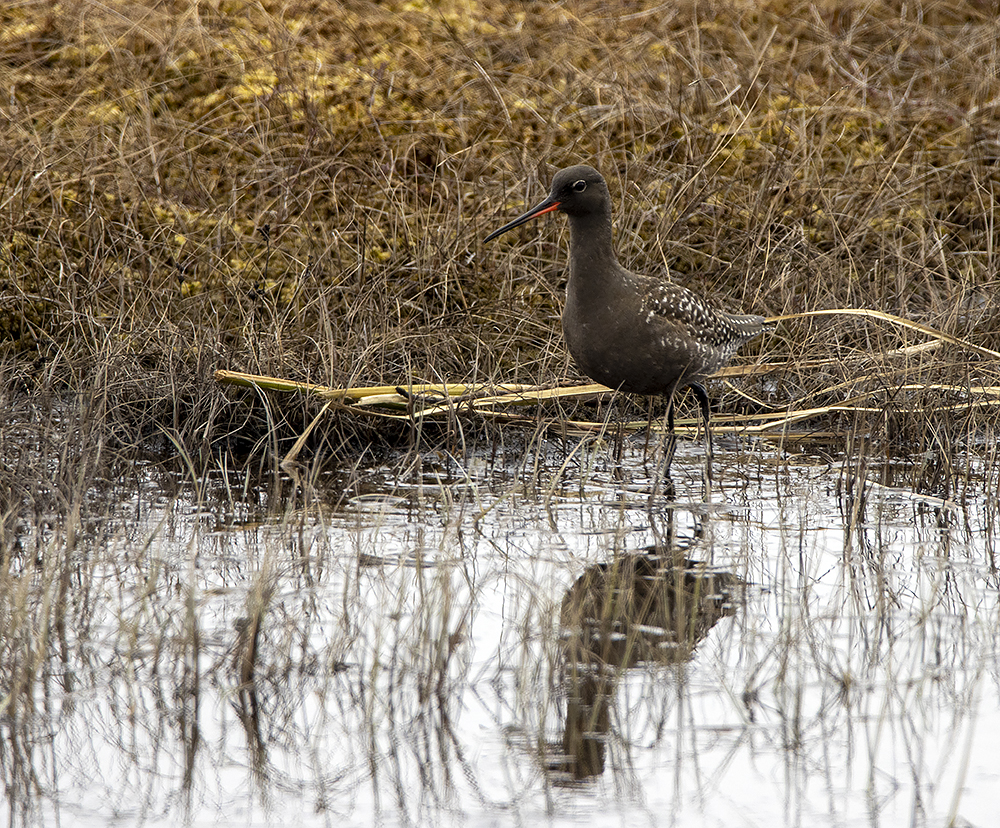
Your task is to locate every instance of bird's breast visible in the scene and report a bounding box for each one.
[562,284,711,394]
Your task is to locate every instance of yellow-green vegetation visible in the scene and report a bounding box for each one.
[2,0,999,450]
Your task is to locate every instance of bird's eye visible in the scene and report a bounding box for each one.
[572,179,587,192]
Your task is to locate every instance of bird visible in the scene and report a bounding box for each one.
[484,165,764,473]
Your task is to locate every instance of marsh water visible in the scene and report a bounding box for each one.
[7,430,1000,828]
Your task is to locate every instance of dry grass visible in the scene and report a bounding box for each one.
[2,6,999,821]
[1,0,999,467]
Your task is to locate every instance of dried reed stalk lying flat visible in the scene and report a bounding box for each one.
[215,309,1000,439]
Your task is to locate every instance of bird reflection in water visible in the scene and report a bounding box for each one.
[552,547,743,782]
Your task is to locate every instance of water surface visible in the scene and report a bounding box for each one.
[8,435,999,827]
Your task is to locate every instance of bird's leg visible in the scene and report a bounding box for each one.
[659,388,678,477]
[642,396,655,455]
[689,382,714,484]
[601,393,626,476]
[648,398,677,502]
[613,395,625,468]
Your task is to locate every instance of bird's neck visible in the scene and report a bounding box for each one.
[566,209,618,285]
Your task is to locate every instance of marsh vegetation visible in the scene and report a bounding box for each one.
[2,0,1000,825]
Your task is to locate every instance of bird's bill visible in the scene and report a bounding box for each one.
[483,197,561,242]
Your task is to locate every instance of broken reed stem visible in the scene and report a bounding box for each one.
[216,308,1000,438]
[766,308,1000,361]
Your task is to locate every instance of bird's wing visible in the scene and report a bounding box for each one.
[637,278,723,335]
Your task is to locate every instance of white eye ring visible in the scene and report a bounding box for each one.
[572,180,587,192]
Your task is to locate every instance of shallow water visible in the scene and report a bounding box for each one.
[7,434,1000,828]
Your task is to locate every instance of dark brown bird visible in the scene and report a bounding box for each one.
[484,165,764,467]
